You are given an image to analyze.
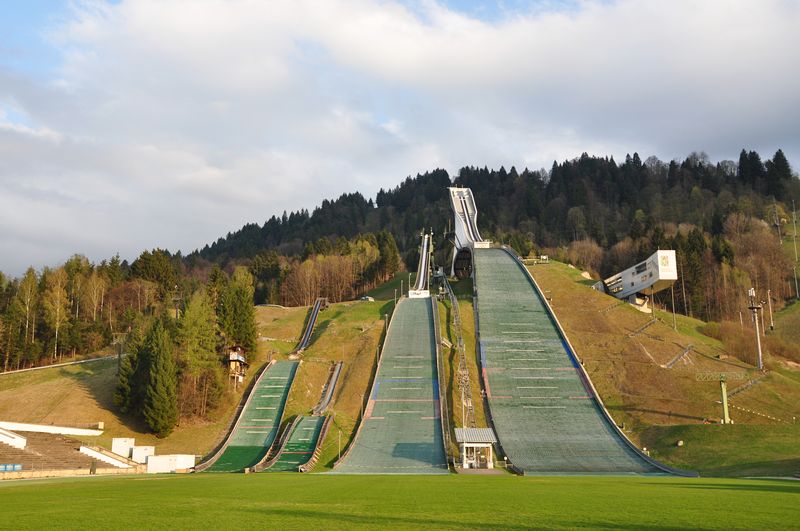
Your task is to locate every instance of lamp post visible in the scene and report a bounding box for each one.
[767,289,774,330]
[748,288,763,370]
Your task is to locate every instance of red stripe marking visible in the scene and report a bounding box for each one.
[373,399,435,402]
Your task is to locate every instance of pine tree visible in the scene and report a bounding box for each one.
[179,290,223,417]
[114,352,136,413]
[231,268,257,349]
[765,149,792,200]
[377,230,401,282]
[142,319,178,437]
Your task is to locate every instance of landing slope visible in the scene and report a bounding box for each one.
[474,247,660,474]
[207,360,298,472]
[264,415,326,472]
[334,297,447,474]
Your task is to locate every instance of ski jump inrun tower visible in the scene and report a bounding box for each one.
[409,231,433,299]
[449,187,491,278]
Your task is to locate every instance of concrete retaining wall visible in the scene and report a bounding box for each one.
[146,454,196,474]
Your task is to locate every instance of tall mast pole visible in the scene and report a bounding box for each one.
[748,288,764,370]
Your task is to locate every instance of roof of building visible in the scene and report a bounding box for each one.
[454,428,497,444]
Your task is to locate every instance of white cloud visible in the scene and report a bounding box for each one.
[1,0,798,275]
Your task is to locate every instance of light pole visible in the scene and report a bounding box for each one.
[794,265,800,301]
[767,289,774,330]
[793,200,798,262]
[670,285,676,331]
[748,288,764,370]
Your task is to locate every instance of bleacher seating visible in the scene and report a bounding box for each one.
[0,431,117,473]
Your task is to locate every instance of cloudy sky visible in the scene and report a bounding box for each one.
[1,0,798,276]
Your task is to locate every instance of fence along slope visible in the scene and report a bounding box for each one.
[204,360,299,472]
[473,247,693,475]
[333,297,448,474]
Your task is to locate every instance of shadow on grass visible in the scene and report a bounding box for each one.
[68,358,152,434]
[606,405,706,422]
[647,478,800,494]
[244,507,522,530]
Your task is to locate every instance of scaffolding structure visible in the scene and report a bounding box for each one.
[441,275,475,429]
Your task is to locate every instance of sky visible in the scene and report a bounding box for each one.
[0,0,798,277]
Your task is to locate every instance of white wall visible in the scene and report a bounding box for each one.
[112,438,136,458]
[131,446,155,464]
[0,427,26,449]
[0,421,102,437]
[146,454,196,474]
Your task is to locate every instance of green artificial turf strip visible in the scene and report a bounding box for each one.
[2,474,798,529]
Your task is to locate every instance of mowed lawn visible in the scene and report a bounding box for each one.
[2,474,798,529]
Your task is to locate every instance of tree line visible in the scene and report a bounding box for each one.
[191,148,798,323]
[114,267,256,437]
[1,147,797,379]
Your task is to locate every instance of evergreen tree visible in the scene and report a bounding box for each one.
[180,290,218,365]
[114,352,136,413]
[765,148,792,200]
[142,319,179,437]
[219,268,257,349]
[377,230,401,281]
[178,290,223,417]
[114,320,146,414]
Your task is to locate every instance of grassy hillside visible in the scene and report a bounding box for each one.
[2,474,797,529]
[0,305,308,456]
[280,300,387,470]
[529,261,800,477]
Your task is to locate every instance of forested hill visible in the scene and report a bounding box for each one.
[192,169,454,265]
[193,149,797,265]
[1,149,797,373]
[189,148,799,324]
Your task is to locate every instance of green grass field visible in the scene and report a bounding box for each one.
[1,474,797,529]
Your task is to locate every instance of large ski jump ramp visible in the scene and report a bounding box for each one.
[473,247,689,475]
[334,297,447,474]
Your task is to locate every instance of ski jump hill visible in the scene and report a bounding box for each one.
[334,232,448,474]
[448,187,694,476]
[197,298,328,473]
